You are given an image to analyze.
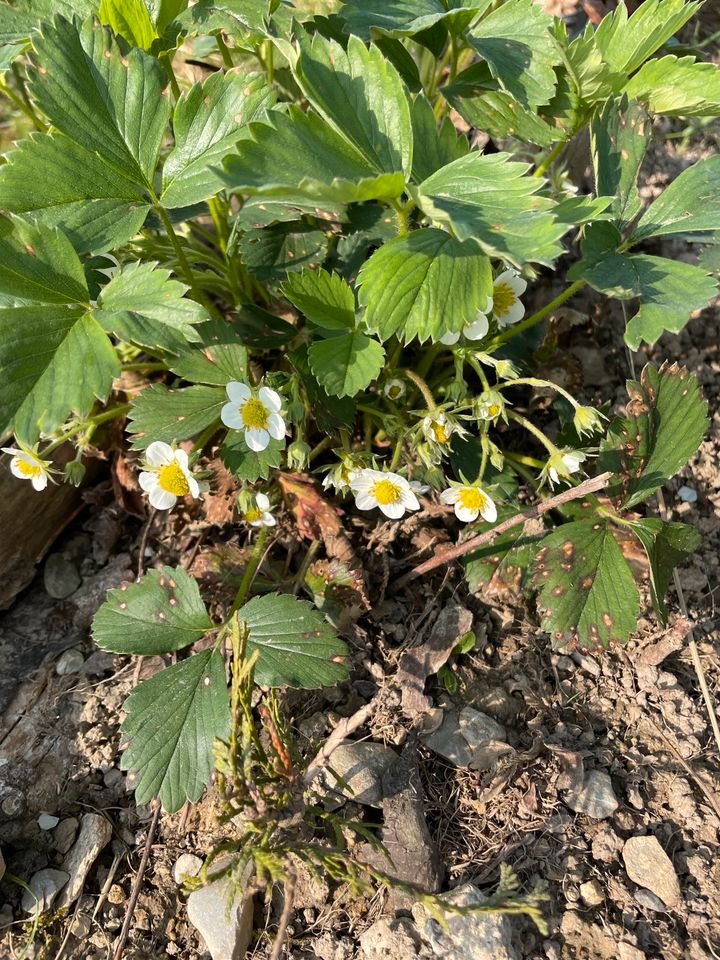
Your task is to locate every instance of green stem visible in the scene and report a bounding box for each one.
[261,39,274,83]
[389,435,404,471]
[484,280,585,350]
[42,403,132,456]
[162,53,181,99]
[390,198,412,235]
[154,203,218,316]
[0,77,43,130]
[121,361,168,372]
[533,140,565,178]
[404,369,437,410]
[308,435,334,463]
[466,354,491,392]
[215,32,234,68]
[498,376,578,408]
[230,526,270,614]
[506,410,558,456]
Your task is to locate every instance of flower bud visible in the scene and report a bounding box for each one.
[286,440,311,471]
[63,460,86,486]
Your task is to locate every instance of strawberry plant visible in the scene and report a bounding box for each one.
[0,0,717,824]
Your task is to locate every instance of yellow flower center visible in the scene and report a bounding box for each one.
[240,397,269,430]
[458,487,488,512]
[431,421,450,444]
[488,403,501,417]
[244,507,263,522]
[157,461,190,496]
[16,458,42,479]
[492,281,517,316]
[372,479,402,506]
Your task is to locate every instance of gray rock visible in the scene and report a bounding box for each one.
[323,741,398,808]
[173,853,203,885]
[677,485,697,504]
[70,913,92,939]
[414,883,519,960]
[423,708,506,768]
[21,868,69,916]
[565,770,618,819]
[56,649,85,676]
[186,861,254,960]
[38,813,60,831]
[44,553,81,599]
[635,887,668,912]
[57,813,112,908]
[622,835,681,908]
[360,917,430,959]
[53,817,79,855]
[459,707,506,747]
[0,903,13,927]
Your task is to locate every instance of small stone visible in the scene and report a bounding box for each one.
[423,710,474,766]
[565,770,618,819]
[634,888,667,912]
[57,813,113,909]
[44,553,81,599]
[579,879,604,906]
[187,860,254,960]
[108,884,125,904]
[21,868,69,917]
[56,648,85,676]
[414,883,519,960]
[677,485,698,504]
[103,768,123,788]
[618,944,645,960]
[70,913,92,939]
[53,818,79,855]
[359,917,429,959]
[322,741,398,808]
[1,788,25,817]
[458,707,506,748]
[38,813,60,831]
[173,853,203,885]
[622,835,681,908]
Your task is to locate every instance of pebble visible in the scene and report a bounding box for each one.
[53,818,79,855]
[44,553,81,599]
[173,853,203,885]
[677,485,698,503]
[186,861,254,960]
[21,868,69,917]
[70,913,92,939]
[565,770,619,819]
[414,883,519,960]
[579,878,604,906]
[56,648,86,676]
[459,706,506,748]
[635,887,668,912]
[38,813,60,831]
[423,708,506,768]
[622,835,681,908]
[57,813,113,909]
[322,741,398,808]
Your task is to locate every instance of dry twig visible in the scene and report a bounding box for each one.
[112,800,162,960]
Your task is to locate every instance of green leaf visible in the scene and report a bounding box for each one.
[629,518,701,625]
[623,55,720,118]
[613,362,708,509]
[339,0,489,41]
[410,92,469,183]
[233,305,297,349]
[168,319,248,385]
[0,218,120,442]
[308,330,385,398]
[127,384,225,449]
[535,520,640,651]
[290,346,357,432]
[237,593,348,688]
[415,152,563,267]
[554,195,614,226]
[173,0,275,37]
[93,566,213,655]
[294,34,413,178]
[222,107,406,209]
[161,71,275,208]
[469,0,559,108]
[357,228,493,343]
[0,0,98,43]
[594,0,701,76]
[99,0,157,49]
[631,155,720,243]
[463,505,537,596]
[591,96,651,230]
[96,261,207,354]
[220,432,284,482]
[120,648,230,811]
[442,62,558,148]
[282,268,356,331]
[239,222,328,281]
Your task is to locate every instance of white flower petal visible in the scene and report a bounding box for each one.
[440,488,459,505]
[220,402,245,430]
[549,466,559,484]
[174,449,189,469]
[1,446,21,457]
[499,301,525,327]
[355,491,377,511]
[261,512,277,527]
[464,314,489,340]
[149,487,177,510]
[188,476,200,499]
[31,472,48,492]
[245,427,269,451]
[267,412,286,441]
[379,500,405,519]
[138,471,159,492]
[484,295,494,313]
[481,499,497,523]
[145,441,175,466]
[455,503,479,523]
[439,329,461,345]
[255,492,270,510]
[226,381,251,403]
[401,489,420,512]
[259,386,282,412]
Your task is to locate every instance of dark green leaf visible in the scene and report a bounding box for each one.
[591,96,651,230]
[168,319,248,385]
[121,648,230,811]
[282,268,355,331]
[410,92,469,183]
[631,155,720,243]
[127,384,225,449]
[339,0,488,41]
[535,519,640,651]
[464,509,537,596]
[0,0,97,43]
[239,222,328,281]
[237,593,348,688]
[220,431,284,482]
[93,566,213,655]
[233,304,297,348]
[308,330,385,397]
[629,518,701,625]
[357,228,493,343]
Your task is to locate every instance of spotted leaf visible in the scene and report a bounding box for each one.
[628,518,701,626]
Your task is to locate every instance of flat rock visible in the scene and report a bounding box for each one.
[53,817,79,855]
[565,770,618,819]
[622,835,681,908]
[56,649,85,675]
[38,813,60,831]
[186,861,254,960]
[579,879,604,906]
[424,708,507,768]
[635,887,668,912]
[360,917,430,959]
[322,741,398,808]
[57,813,113,908]
[21,868,69,916]
[43,553,81,599]
[414,883,519,960]
[174,853,203,885]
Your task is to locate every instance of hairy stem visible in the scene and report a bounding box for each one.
[231,526,270,614]
[484,280,585,350]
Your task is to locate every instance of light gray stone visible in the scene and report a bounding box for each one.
[635,887,668,912]
[360,917,429,959]
[53,817,79,855]
[459,707,506,747]
[423,708,507,768]
[38,813,60,831]
[173,853,203,885]
[323,741,398,808]
[21,868,69,917]
[413,883,519,960]
[44,554,81,599]
[56,649,85,676]
[57,813,112,908]
[622,835,681,908]
[186,861,254,960]
[565,770,618,819]
[677,485,697,504]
